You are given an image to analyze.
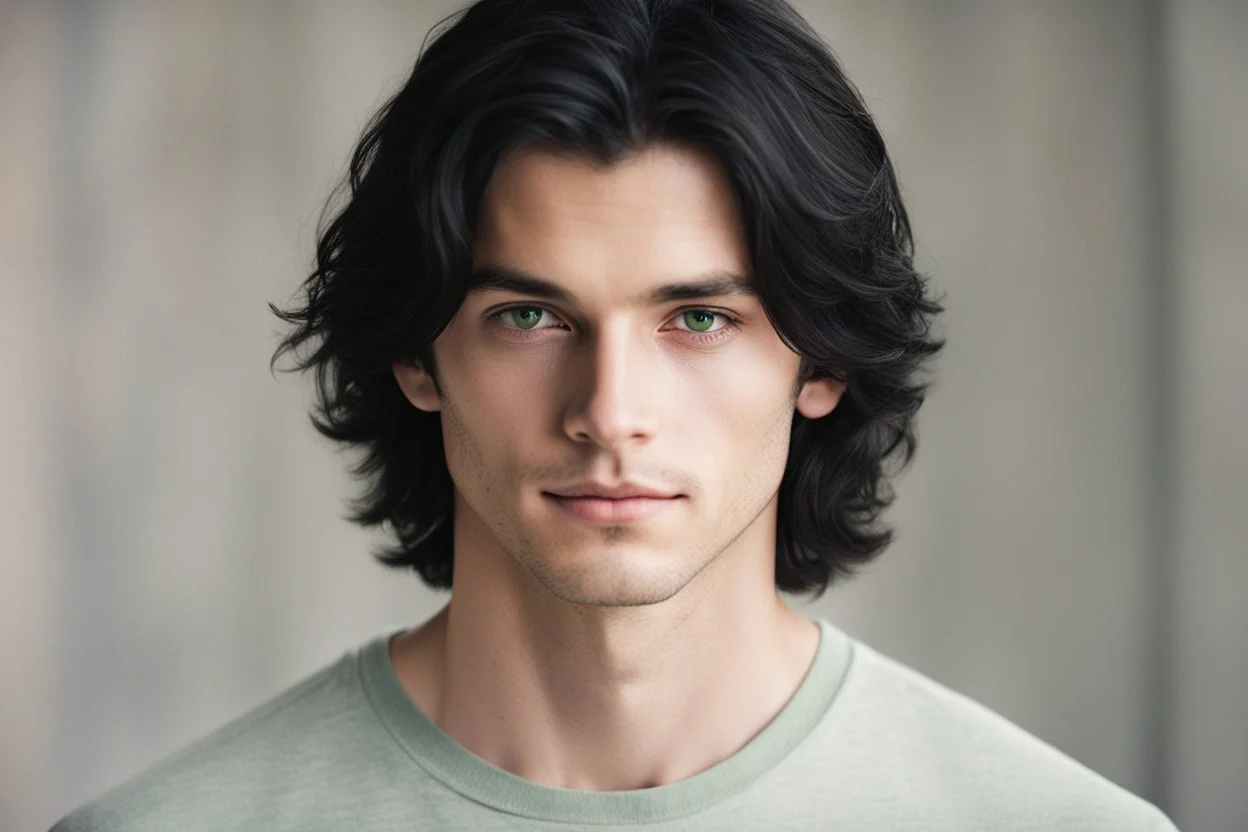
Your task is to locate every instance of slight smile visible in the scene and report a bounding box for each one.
[541,493,684,523]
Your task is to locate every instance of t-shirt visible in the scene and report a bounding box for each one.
[50,618,1180,831]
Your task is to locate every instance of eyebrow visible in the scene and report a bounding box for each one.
[467,263,758,306]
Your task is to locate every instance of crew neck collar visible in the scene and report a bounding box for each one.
[358,616,854,824]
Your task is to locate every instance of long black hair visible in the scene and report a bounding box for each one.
[271,0,945,599]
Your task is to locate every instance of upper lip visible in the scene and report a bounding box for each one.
[546,482,679,500]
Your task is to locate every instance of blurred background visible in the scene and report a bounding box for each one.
[2,1,1244,829]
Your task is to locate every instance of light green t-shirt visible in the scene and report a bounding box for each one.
[51,618,1179,830]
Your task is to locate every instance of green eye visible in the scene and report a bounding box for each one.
[497,307,728,337]
[505,308,545,330]
[683,310,717,332]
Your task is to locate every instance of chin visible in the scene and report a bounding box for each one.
[522,545,697,608]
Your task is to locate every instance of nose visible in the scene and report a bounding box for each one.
[561,320,659,452]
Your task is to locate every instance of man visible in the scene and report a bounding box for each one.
[54,0,1180,829]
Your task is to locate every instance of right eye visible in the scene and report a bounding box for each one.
[490,305,564,332]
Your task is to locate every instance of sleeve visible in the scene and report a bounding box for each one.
[1142,801,1182,831]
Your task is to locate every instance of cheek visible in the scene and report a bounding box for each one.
[682,368,794,520]
[437,342,557,471]
[447,321,562,410]
[681,357,799,510]
[677,347,798,443]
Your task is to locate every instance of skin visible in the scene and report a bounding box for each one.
[390,142,845,790]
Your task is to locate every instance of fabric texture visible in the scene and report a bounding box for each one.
[50,618,1180,830]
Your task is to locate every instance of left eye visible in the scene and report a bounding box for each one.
[674,310,728,334]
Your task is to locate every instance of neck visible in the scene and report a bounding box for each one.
[389,511,820,791]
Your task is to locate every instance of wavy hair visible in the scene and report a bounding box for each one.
[271,0,945,598]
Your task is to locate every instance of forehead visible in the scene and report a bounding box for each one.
[472,143,752,302]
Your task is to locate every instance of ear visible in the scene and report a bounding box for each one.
[795,376,846,420]
[392,360,442,413]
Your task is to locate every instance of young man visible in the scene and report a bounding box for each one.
[54,0,1179,829]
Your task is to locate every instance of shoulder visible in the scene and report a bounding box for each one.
[828,637,1180,831]
[48,641,379,832]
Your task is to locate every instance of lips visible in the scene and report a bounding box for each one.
[542,492,682,523]
[547,483,679,500]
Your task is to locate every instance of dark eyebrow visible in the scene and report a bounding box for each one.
[467,263,757,306]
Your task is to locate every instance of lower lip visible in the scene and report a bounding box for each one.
[543,493,682,523]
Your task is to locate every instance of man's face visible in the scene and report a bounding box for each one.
[394,143,841,607]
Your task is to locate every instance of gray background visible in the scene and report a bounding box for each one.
[1,2,1243,830]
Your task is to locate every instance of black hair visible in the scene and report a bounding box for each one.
[271,0,945,599]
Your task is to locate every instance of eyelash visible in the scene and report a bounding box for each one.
[486,305,742,345]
